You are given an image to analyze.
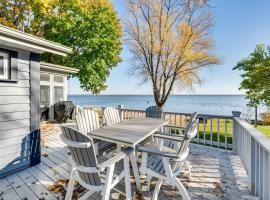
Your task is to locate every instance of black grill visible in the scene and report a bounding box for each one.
[54,101,76,123]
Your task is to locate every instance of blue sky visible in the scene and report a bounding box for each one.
[68,0,270,95]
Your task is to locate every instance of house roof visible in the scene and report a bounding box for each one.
[0,25,72,56]
[40,62,79,74]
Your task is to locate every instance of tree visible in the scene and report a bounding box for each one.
[0,0,33,31]
[41,0,122,94]
[125,0,220,108]
[0,0,122,94]
[233,44,270,125]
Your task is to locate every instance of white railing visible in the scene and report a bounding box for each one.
[233,117,270,200]
[120,107,233,149]
[77,105,234,149]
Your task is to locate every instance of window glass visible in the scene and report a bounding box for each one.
[0,52,9,79]
[40,73,50,82]
[40,85,50,105]
[0,56,4,75]
[54,75,64,83]
[54,86,64,103]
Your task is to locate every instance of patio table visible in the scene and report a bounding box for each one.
[87,117,168,191]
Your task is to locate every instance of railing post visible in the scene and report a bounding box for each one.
[250,137,256,194]
[232,111,241,153]
[233,117,237,153]
[118,105,124,121]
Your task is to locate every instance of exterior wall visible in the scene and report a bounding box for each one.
[0,46,40,177]
[30,53,41,166]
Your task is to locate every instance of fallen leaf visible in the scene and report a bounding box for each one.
[214,180,224,195]
[134,192,144,200]
[48,179,86,200]
[42,153,49,157]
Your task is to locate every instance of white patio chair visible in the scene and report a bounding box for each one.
[138,119,198,200]
[61,126,133,200]
[103,107,123,152]
[146,106,198,179]
[76,109,116,154]
[146,106,186,135]
[103,107,121,126]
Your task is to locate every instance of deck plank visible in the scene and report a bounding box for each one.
[26,166,63,199]
[0,122,255,200]
[6,173,39,200]
[16,169,57,200]
[0,177,20,200]
[0,190,21,200]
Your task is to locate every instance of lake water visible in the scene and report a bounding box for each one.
[68,95,262,116]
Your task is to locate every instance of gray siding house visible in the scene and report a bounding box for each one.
[0,25,72,177]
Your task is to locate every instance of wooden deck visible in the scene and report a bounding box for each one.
[0,123,255,200]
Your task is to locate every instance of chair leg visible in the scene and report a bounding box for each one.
[65,168,76,200]
[174,177,190,200]
[124,156,132,200]
[152,179,163,200]
[116,144,121,153]
[130,152,142,191]
[145,175,153,191]
[79,190,95,200]
[102,164,115,200]
[185,160,192,179]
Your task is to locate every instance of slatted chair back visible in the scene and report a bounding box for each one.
[177,117,198,158]
[146,106,163,119]
[186,112,198,131]
[103,107,121,126]
[76,109,100,134]
[61,126,101,186]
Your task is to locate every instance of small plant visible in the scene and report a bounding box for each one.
[260,112,270,125]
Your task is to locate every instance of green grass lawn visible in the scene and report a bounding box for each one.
[256,125,270,138]
[169,118,233,146]
[167,117,270,147]
[197,119,233,145]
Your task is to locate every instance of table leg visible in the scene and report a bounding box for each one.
[130,151,142,191]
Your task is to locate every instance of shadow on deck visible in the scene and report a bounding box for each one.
[0,124,254,200]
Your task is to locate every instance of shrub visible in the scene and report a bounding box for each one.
[260,112,270,125]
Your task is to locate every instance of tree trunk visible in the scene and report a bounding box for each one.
[254,106,258,127]
[153,91,163,109]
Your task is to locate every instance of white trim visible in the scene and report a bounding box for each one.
[40,72,67,106]
[41,62,79,74]
[0,51,9,80]
[0,25,72,56]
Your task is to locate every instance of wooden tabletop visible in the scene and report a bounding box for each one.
[87,117,168,147]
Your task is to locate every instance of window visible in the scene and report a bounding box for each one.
[40,73,50,82]
[40,85,50,105]
[54,86,64,103]
[40,73,66,105]
[54,75,64,83]
[0,52,9,80]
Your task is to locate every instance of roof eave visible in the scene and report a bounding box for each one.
[0,25,72,56]
[40,62,79,74]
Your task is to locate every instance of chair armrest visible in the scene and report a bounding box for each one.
[153,133,185,142]
[60,133,91,148]
[164,125,186,130]
[137,146,178,159]
[98,147,133,170]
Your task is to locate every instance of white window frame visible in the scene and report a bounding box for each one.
[0,52,9,80]
[40,72,51,106]
[40,72,67,106]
